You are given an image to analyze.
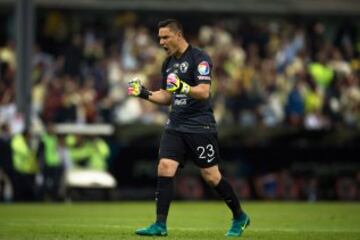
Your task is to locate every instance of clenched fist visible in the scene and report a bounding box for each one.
[166,73,191,94]
[128,78,151,99]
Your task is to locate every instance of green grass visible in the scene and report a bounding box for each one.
[0,201,359,239]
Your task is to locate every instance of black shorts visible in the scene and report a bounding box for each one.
[159,129,221,168]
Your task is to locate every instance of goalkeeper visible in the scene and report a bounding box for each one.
[128,19,250,237]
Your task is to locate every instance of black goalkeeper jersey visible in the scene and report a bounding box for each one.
[161,45,217,133]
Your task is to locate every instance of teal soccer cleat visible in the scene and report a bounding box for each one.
[135,222,167,236]
[225,213,250,237]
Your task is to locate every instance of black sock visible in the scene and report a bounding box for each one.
[214,178,242,219]
[155,176,174,224]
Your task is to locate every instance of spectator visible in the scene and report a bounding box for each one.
[0,123,13,202]
[285,77,305,127]
[10,129,39,201]
[37,123,65,201]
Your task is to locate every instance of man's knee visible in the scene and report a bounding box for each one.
[201,167,221,187]
[157,159,178,177]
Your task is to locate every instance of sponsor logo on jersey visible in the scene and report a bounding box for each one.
[174,98,187,106]
[180,61,189,73]
[197,61,210,75]
[197,75,211,81]
[174,94,187,106]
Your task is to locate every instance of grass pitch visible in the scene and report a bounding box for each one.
[0,201,359,240]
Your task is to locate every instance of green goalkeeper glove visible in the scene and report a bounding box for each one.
[128,78,152,99]
[166,73,191,94]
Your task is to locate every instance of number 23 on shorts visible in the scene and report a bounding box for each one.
[196,144,216,163]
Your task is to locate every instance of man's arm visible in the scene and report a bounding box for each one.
[128,78,172,106]
[187,83,210,100]
[166,73,210,100]
[148,89,172,105]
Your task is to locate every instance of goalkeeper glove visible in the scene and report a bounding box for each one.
[166,73,191,94]
[128,78,152,99]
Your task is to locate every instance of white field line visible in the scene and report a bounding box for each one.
[2,222,360,234]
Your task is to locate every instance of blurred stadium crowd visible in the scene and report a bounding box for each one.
[0,11,360,202]
[0,11,359,133]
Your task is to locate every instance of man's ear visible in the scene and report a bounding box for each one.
[176,31,182,38]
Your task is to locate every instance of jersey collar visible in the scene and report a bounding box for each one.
[175,44,192,59]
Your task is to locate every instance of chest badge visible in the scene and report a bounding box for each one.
[180,61,189,73]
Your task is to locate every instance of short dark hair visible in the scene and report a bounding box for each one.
[158,19,183,34]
